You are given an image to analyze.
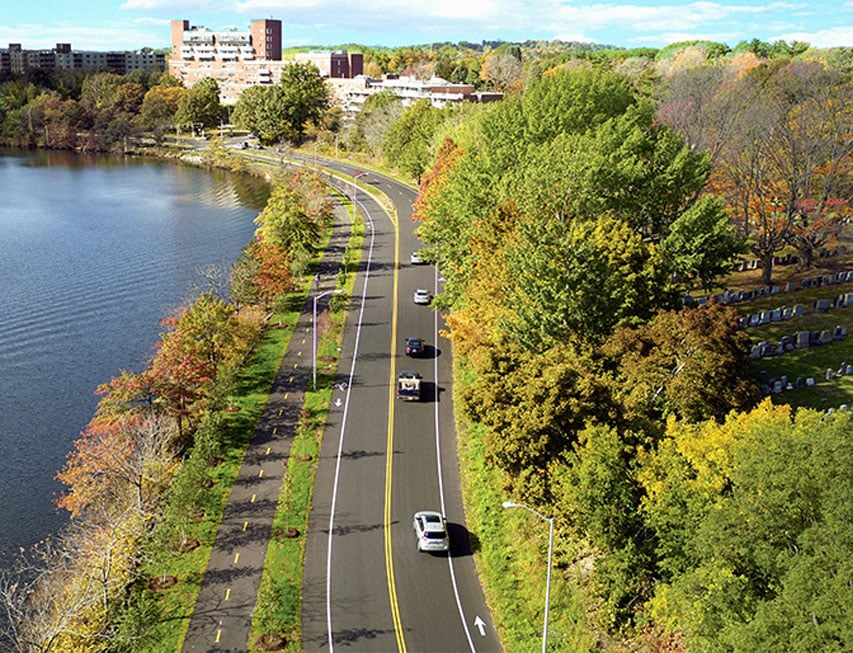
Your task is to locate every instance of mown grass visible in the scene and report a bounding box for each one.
[724,259,853,411]
[120,206,347,651]
[454,362,597,653]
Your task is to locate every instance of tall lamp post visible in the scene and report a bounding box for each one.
[503,501,554,653]
[352,171,367,221]
[312,289,343,390]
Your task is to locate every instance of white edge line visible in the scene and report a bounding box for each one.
[432,257,477,652]
[325,191,376,652]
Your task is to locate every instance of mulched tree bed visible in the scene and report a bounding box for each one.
[148,574,177,590]
[176,537,201,553]
[257,633,287,650]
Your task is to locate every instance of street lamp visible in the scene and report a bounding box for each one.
[352,171,367,221]
[312,289,343,390]
[503,501,554,653]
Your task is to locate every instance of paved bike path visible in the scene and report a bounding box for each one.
[182,203,350,652]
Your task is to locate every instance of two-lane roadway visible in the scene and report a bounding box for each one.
[302,163,501,652]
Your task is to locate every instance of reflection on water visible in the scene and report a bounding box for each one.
[0,150,268,555]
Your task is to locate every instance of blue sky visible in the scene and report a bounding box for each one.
[1,0,851,52]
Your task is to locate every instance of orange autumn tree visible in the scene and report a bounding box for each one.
[56,411,176,519]
[707,60,852,284]
[249,237,296,308]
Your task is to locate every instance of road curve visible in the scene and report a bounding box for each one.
[302,161,502,652]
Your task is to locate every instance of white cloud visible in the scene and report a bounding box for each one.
[0,21,165,51]
[771,25,853,47]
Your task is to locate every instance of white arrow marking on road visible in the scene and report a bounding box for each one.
[474,616,486,636]
[334,397,342,407]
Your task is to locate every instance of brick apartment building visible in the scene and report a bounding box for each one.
[169,18,363,104]
[0,42,165,75]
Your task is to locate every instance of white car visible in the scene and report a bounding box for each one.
[413,511,449,552]
[410,250,425,264]
[413,288,431,305]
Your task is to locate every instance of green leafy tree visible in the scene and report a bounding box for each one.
[175,77,221,131]
[80,71,124,114]
[662,194,746,291]
[641,403,853,651]
[277,62,330,141]
[232,84,287,144]
[552,423,653,628]
[503,214,672,348]
[382,98,443,182]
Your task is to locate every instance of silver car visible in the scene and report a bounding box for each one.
[413,288,431,305]
[413,510,449,552]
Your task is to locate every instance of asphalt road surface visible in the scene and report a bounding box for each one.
[301,163,502,652]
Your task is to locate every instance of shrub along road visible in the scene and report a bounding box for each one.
[181,199,351,652]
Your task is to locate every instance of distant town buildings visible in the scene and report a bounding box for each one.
[169,19,363,104]
[168,18,502,112]
[0,42,165,75]
[327,74,502,119]
[2,18,502,115]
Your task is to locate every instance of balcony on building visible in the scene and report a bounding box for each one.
[195,46,215,60]
[218,45,239,60]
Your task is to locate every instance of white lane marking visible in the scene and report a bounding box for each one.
[325,195,377,653]
[474,616,486,636]
[434,263,477,652]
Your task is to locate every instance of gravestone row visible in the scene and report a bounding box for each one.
[760,361,853,397]
[750,325,848,360]
[740,292,853,330]
[686,268,853,308]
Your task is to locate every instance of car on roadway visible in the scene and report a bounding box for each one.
[413,288,431,305]
[410,250,425,264]
[413,511,449,553]
[406,337,425,356]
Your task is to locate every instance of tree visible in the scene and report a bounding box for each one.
[462,339,605,502]
[344,89,403,156]
[480,52,523,92]
[56,410,176,519]
[232,84,287,144]
[79,71,124,114]
[277,62,330,141]
[706,60,853,283]
[175,77,221,131]
[169,291,240,379]
[641,403,853,651]
[661,194,746,291]
[503,214,672,348]
[552,423,653,628]
[247,238,295,308]
[381,98,443,182]
[601,302,759,424]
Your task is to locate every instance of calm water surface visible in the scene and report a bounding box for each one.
[0,149,268,555]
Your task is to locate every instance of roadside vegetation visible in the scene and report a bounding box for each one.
[406,49,852,652]
[0,166,341,651]
[0,34,850,652]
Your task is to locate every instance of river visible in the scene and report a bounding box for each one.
[0,149,269,556]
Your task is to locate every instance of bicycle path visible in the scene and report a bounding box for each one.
[182,201,351,652]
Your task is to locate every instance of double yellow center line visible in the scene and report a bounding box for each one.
[382,201,406,652]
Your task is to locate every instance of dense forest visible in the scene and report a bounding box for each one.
[1,37,851,651]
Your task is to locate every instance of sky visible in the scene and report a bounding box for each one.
[1,0,851,53]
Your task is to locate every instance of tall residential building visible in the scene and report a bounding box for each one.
[0,42,165,75]
[169,18,364,104]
